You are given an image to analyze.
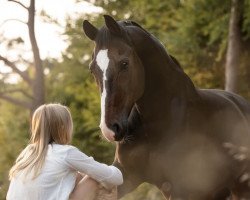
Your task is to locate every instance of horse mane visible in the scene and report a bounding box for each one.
[95,27,112,48]
[120,20,185,73]
[95,21,133,48]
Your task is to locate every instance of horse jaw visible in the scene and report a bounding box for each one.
[96,49,115,142]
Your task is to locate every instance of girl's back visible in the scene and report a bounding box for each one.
[8,144,77,200]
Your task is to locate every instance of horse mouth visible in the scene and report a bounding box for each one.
[114,131,124,141]
[114,126,135,143]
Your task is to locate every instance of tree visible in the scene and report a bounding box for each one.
[0,0,45,113]
[225,0,243,93]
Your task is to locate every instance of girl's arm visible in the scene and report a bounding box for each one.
[64,146,123,189]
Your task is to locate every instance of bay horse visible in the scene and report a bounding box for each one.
[83,15,250,199]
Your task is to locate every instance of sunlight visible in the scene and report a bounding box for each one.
[0,0,103,83]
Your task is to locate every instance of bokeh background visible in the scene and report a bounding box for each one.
[0,0,250,199]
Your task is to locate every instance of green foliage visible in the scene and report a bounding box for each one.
[0,101,29,199]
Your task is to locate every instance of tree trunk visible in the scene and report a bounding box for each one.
[0,0,45,113]
[28,0,45,112]
[225,0,243,93]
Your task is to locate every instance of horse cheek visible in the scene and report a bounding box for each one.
[134,69,145,101]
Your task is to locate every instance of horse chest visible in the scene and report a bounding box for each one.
[117,142,149,174]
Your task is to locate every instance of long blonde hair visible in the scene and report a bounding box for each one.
[9,103,73,180]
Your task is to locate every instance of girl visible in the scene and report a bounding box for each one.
[6,103,123,200]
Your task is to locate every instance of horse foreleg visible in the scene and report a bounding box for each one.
[159,182,171,200]
[112,158,142,199]
[117,176,142,199]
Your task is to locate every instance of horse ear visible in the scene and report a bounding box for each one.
[103,15,121,36]
[83,20,98,41]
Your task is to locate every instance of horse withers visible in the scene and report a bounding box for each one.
[83,15,250,199]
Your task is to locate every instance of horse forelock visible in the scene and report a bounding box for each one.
[95,21,132,49]
[96,27,111,48]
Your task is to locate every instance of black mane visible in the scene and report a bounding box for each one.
[122,20,186,73]
[95,26,112,48]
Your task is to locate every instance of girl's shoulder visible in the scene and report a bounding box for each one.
[48,143,77,158]
[50,143,76,149]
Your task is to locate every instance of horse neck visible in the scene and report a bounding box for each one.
[132,33,198,122]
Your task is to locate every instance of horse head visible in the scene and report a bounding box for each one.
[83,15,145,142]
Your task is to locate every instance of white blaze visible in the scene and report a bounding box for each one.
[96,49,115,141]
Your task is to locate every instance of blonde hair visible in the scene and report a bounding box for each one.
[9,103,73,180]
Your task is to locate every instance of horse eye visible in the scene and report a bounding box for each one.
[120,60,129,70]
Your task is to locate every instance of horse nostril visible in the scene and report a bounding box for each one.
[111,123,125,141]
[112,123,121,134]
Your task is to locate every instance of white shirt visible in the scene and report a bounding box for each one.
[6,144,123,200]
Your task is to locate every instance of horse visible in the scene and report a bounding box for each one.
[82,15,250,199]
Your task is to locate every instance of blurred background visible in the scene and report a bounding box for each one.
[0,0,250,199]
